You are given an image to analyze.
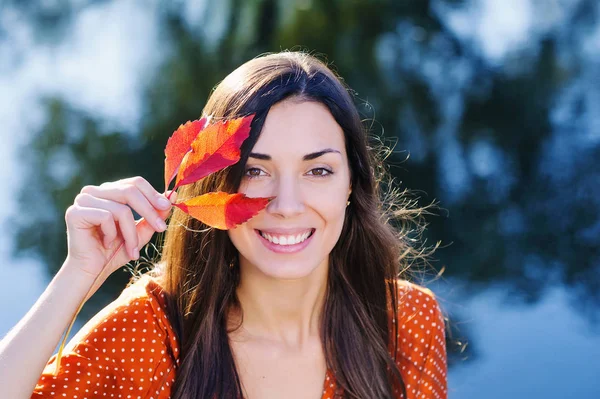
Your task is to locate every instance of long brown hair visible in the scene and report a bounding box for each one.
[157,51,427,398]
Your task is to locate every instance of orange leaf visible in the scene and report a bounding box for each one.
[164,118,209,191]
[173,192,273,230]
[174,115,254,189]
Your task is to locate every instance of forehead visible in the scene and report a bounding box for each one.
[252,99,346,157]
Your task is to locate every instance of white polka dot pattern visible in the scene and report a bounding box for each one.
[31,278,446,399]
[31,276,179,399]
[321,280,448,399]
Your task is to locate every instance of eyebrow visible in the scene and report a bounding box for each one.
[248,148,341,161]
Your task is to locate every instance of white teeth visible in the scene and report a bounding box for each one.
[260,230,312,245]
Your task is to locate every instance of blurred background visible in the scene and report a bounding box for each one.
[1,0,599,397]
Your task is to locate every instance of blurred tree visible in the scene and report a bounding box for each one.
[8,0,600,366]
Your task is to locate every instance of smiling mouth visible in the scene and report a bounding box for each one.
[256,228,316,246]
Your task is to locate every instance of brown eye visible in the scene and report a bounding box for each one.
[245,168,264,178]
[308,168,332,177]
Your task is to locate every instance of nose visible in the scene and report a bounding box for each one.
[266,176,305,218]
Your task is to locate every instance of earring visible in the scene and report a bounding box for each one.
[346,200,351,206]
[229,258,236,268]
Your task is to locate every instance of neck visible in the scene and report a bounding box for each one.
[232,262,328,347]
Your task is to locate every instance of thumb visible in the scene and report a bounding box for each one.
[136,190,177,250]
[136,205,174,250]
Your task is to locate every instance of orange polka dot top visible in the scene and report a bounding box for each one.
[32,276,447,399]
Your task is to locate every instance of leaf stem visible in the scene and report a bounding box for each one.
[53,190,175,374]
[166,190,174,201]
[52,220,139,376]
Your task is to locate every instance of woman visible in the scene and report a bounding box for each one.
[0,51,447,398]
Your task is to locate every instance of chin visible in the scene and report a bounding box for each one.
[245,258,325,281]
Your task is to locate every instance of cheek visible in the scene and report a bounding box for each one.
[311,190,348,230]
[227,226,250,254]
[318,202,348,253]
[307,179,350,222]
[316,185,349,212]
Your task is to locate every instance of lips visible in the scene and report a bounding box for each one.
[257,228,314,235]
[257,228,315,245]
[254,228,316,253]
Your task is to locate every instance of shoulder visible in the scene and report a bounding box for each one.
[390,280,448,398]
[392,279,445,352]
[394,280,444,329]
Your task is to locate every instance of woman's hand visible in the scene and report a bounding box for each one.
[63,176,176,284]
[0,176,176,398]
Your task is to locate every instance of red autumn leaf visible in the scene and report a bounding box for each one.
[54,115,267,376]
[172,114,254,190]
[163,117,208,191]
[163,113,271,229]
[173,192,274,230]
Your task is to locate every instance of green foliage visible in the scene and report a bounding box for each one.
[10,0,600,364]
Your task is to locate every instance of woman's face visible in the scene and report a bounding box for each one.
[227,98,352,280]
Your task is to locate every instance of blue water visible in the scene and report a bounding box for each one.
[441,282,600,398]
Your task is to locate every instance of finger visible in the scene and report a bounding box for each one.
[81,183,168,232]
[135,218,162,253]
[65,206,118,250]
[131,202,174,257]
[118,176,173,210]
[85,179,174,211]
[74,194,139,258]
[129,176,171,210]
[166,190,178,204]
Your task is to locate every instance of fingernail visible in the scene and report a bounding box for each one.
[156,218,167,231]
[157,197,171,209]
[132,247,139,259]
